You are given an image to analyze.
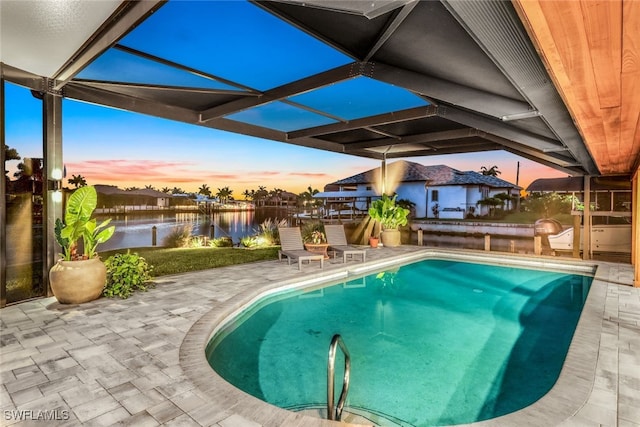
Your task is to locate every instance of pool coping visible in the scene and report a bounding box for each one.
[179,248,607,427]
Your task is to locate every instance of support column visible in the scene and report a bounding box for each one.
[633,169,640,287]
[43,92,63,297]
[583,176,591,260]
[1,78,6,307]
[381,155,387,195]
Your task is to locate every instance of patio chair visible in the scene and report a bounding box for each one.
[278,227,324,270]
[324,224,367,263]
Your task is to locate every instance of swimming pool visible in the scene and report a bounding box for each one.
[205,257,594,426]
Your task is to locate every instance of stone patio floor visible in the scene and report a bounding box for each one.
[1,246,639,426]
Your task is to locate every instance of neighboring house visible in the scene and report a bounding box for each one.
[95,185,172,209]
[323,160,520,219]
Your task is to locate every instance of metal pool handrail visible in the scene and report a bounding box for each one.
[327,334,351,421]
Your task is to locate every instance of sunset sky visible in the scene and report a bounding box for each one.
[5,81,566,198]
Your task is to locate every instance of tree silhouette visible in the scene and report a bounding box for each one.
[198,183,212,197]
[4,144,20,161]
[171,187,184,194]
[144,184,156,190]
[216,186,233,203]
[480,165,501,176]
[161,187,171,193]
[68,174,87,188]
[298,185,320,207]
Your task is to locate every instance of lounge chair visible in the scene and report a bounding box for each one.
[324,224,367,263]
[277,227,324,270]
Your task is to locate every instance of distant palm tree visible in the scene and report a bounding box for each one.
[480,165,501,176]
[145,184,156,190]
[242,189,252,201]
[270,188,284,207]
[161,187,171,193]
[68,174,87,188]
[254,186,269,207]
[216,186,233,203]
[298,185,320,207]
[125,186,140,191]
[198,183,212,197]
[171,187,184,195]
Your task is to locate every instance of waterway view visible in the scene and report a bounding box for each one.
[98,208,538,254]
[99,208,292,251]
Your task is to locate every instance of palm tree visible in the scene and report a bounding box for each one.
[254,186,269,207]
[68,174,87,188]
[298,185,320,207]
[480,165,501,176]
[161,187,171,193]
[171,187,184,195]
[242,189,252,201]
[216,186,233,203]
[125,186,140,191]
[198,183,212,197]
[270,188,284,207]
[144,184,156,190]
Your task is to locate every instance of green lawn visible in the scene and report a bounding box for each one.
[101,246,280,277]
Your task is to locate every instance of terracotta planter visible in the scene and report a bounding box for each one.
[304,243,330,259]
[381,228,401,247]
[49,258,106,304]
[369,237,379,248]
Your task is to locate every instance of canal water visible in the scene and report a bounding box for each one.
[99,208,292,251]
[99,208,537,254]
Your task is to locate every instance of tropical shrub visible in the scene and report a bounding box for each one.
[255,218,288,245]
[210,236,234,247]
[162,224,193,248]
[103,251,153,299]
[240,236,259,248]
[524,192,574,216]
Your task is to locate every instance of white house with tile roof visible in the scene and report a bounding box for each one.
[322,160,521,218]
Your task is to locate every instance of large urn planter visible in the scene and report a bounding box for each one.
[381,228,401,247]
[51,185,114,304]
[49,258,107,304]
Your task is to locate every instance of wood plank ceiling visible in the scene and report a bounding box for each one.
[513,0,640,177]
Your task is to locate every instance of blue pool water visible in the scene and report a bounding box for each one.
[206,259,592,426]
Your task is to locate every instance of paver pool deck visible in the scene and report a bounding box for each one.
[1,246,639,427]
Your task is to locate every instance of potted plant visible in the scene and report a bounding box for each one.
[368,194,410,247]
[301,221,329,258]
[49,185,115,304]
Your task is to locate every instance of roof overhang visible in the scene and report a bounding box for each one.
[2,0,638,178]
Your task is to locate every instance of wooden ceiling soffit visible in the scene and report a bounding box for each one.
[513,0,640,175]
